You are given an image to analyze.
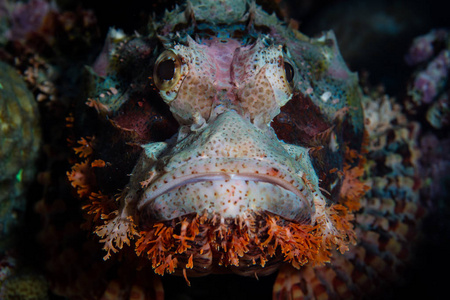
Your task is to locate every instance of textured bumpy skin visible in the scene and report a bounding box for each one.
[67,0,424,298]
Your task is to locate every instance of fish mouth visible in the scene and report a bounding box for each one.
[138,158,315,223]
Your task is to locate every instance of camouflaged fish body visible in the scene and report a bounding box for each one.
[67,0,423,298]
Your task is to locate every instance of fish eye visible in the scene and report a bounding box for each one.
[153,50,181,91]
[284,61,295,85]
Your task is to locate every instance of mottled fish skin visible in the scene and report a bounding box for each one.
[66,0,424,298]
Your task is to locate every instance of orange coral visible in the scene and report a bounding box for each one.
[67,136,99,198]
[95,214,140,260]
[67,160,93,197]
[67,135,117,234]
[82,191,115,222]
[135,223,178,275]
[339,146,370,211]
[91,159,106,168]
[73,137,94,158]
[340,164,369,211]
[131,209,356,276]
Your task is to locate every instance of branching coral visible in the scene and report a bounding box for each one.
[82,191,114,222]
[67,160,93,197]
[67,136,120,232]
[73,137,94,158]
[95,214,139,260]
[339,147,370,211]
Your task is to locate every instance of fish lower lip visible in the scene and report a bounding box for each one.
[139,172,307,207]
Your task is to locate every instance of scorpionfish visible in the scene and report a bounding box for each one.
[66,0,425,298]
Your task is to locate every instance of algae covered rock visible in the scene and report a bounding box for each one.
[0,273,48,300]
[0,61,41,246]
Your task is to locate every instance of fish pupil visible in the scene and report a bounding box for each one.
[284,62,294,83]
[157,59,175,81]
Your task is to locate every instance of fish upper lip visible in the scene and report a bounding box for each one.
[138,158,313,213]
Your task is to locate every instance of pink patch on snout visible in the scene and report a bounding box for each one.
[200,37,242,100]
